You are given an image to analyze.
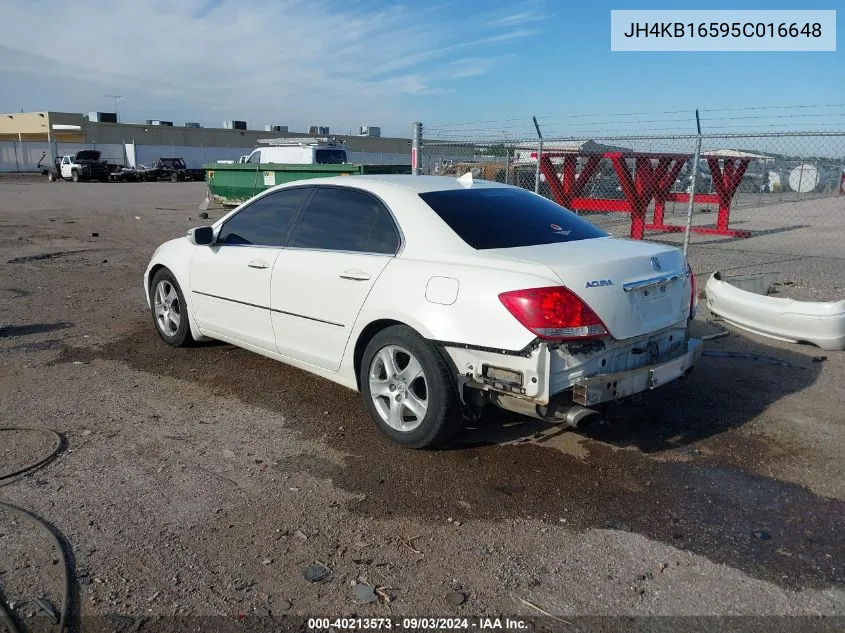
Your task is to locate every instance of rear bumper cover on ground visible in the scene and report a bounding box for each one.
[705,271,845,351]
[572,338,702,406]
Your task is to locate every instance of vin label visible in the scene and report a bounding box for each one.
[611,10,836,51]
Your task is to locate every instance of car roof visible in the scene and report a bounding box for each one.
[305,174,511,194]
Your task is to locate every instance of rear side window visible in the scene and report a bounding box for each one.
[315,149,347,164]
[366,211,401,254]
[292,187,399,254]
[217,187,311,246]
[418,187,608,250]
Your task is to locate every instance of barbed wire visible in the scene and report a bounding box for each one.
[428,126,845,144]
[424,104,845,131]
[423,130,845,146]
[428,114,845,136]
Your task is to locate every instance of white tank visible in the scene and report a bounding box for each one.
[788,163,829,193]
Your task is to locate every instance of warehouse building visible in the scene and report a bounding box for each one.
[0,111,411,172]
[0,111,409,153]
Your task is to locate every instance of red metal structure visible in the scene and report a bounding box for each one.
[533,151,754,240]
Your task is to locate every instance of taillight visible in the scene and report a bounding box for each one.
[498,286,608,340]
[687,261,697,318]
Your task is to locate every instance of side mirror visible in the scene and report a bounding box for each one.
[188,226,214,246]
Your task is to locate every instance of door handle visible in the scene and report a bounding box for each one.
[339,269,371,281]
[247,259,269,269]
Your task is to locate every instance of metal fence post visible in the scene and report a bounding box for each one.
[504,146,510,184]
[840,159,845,195]
[795,158,805,201]
[412,122,422,175]
[682,109,703,259]
[533,116,543,194]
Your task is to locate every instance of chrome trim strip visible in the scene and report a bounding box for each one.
[192,290,344,328]
[623,272,682,292]
[272,307,344,328]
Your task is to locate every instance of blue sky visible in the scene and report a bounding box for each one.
[0,0,841,137]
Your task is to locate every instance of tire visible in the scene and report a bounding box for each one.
[360,325,461,448]
[149,269,194,347]
[47,171,56,182]
[71,170,80,183]
[170,173,178,183]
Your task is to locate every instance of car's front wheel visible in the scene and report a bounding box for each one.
[360,325,461,448]
[149,269,193,347]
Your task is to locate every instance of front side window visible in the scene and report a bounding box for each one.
[217,187,311,246]
[291,187,399,254]
[247,151,261,164]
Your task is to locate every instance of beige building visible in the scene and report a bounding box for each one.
[0,111,411,155]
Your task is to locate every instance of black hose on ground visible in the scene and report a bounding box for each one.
[0,428,62,482]
[0,428,69,633]
[0,502,70,633]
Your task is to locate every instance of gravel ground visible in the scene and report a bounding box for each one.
[1,179,844,631]
[588,194,845,302]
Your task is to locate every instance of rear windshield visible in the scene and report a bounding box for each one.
[418,187,608,250]
[315,149,347,164]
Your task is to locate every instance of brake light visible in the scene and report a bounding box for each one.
[498,286,608,340]
[687,261,697,318]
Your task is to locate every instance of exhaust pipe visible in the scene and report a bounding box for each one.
[493,394,602,429]
[563,405,602,428]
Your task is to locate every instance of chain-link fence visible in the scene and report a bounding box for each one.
[418,128,845,302]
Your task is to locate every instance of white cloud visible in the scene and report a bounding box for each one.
[0,0,543,135]
[486,11,546,27]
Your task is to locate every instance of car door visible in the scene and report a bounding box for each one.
[189,186,313,350]
[60,156,72,178]
[270,186,401,371]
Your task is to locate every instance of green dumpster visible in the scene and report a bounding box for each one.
[204,162,411,206]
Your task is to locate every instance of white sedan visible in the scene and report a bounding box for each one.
[144,175,702,447]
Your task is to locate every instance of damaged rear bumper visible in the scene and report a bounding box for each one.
[705,271,845,351]
[444,324,702,409]
[572,338,702,406]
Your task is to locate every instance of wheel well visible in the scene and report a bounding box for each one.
[352,319,404,389]
[147,264,168,295]
[352,319,476,421]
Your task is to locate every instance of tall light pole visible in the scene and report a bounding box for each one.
[105,95,124,122]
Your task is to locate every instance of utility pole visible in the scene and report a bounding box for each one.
[105,95,124,122]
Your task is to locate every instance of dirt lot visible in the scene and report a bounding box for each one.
[1,178,844,631]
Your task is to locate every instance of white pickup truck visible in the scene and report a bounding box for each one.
[46,150,111,183]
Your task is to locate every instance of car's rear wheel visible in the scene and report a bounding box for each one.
[47,171,56,182]
[150,269,193,347]
[360,325,461,448]
[170,173,178,183]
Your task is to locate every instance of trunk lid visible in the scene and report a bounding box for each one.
[486,237,691,340]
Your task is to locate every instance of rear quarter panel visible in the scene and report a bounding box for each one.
[344,255,560,356]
